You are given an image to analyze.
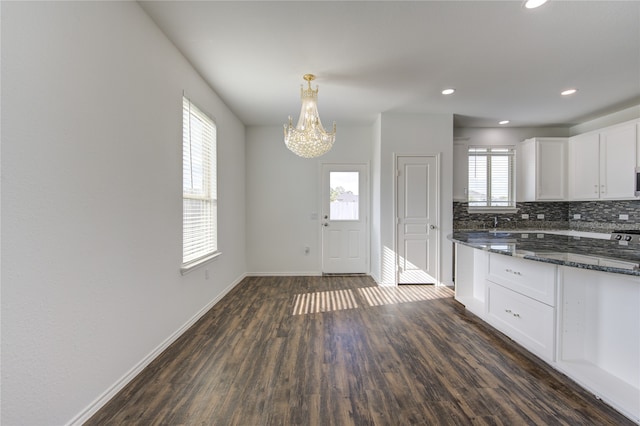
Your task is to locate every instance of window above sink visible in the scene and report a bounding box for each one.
[468,146,517,213]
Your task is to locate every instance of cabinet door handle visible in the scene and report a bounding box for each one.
[504,308,521,318]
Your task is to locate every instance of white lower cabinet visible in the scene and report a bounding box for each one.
[453,246,640,423]
[485,253,556,363]
[487,253,556,306]
[454,244,488,318]
[557,266,640,423]
[487,282,555,362]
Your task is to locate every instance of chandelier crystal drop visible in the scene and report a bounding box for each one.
[284,74,336,158]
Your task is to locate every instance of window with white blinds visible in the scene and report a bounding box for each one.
[182,96,218,271]
[468,146,515,208]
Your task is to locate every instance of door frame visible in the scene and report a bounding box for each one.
[319,162,370,274]
[393,153,441,286]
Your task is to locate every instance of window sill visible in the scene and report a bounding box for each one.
[181,251,222,275]
[467,207,519,214]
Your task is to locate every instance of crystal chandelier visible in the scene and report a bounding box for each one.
[284,74,336,158]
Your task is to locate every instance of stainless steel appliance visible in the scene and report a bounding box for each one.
[610,230,640,244]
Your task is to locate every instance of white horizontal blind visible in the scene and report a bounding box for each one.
[183,97,217,267]
[468,146,515,207]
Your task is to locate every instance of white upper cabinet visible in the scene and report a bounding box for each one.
[568,120,638,201]
[518,138,567,201]
[600,122,637,199]
[568,132,600,200]
[453,139,469,201]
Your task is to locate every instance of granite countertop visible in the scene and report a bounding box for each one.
[449,230,640,277]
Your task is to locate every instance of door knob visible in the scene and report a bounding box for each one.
[430,224,436,230]
[323,223,329,227]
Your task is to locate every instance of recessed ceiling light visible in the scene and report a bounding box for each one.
[499,120,510,125]
[441,88,455,95]
[524,0,548,9]
[561,88,578,96]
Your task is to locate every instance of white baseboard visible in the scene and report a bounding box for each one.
[246,271,322,277]
[66,272,247,426]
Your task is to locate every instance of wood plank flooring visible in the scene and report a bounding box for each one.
[86,276,634,425]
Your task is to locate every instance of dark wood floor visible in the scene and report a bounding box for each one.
[87,275,633,425]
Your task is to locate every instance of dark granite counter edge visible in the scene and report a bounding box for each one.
[448,235,640,278]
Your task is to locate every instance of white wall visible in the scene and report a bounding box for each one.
[569,104,640,136]
[246,115,456,286]
[454,127,571,145]
[1,2,246,425]
[246,125,372,274]
[370,116,383,283]
[376,113,454,286]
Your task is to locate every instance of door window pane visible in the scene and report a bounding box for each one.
[330,172,359,220]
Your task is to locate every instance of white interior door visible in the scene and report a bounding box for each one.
[321,164,368,274]
[396,155,439,284]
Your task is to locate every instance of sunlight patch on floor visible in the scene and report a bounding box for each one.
[292,289,358,315]
[292,285,453,315]
[358,285,453,307]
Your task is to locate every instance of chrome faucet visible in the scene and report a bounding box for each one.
[493,216,512,229]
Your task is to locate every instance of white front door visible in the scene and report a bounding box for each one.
[396,155,439,284]
[321,164,368,274]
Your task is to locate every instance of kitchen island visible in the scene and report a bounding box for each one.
[450,230,639,276]
[449,230,640,424]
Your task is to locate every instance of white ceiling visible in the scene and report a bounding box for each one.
[139,0,640,128]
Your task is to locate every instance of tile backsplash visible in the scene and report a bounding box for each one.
[569,200,640,232]
[453,200,640,232]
